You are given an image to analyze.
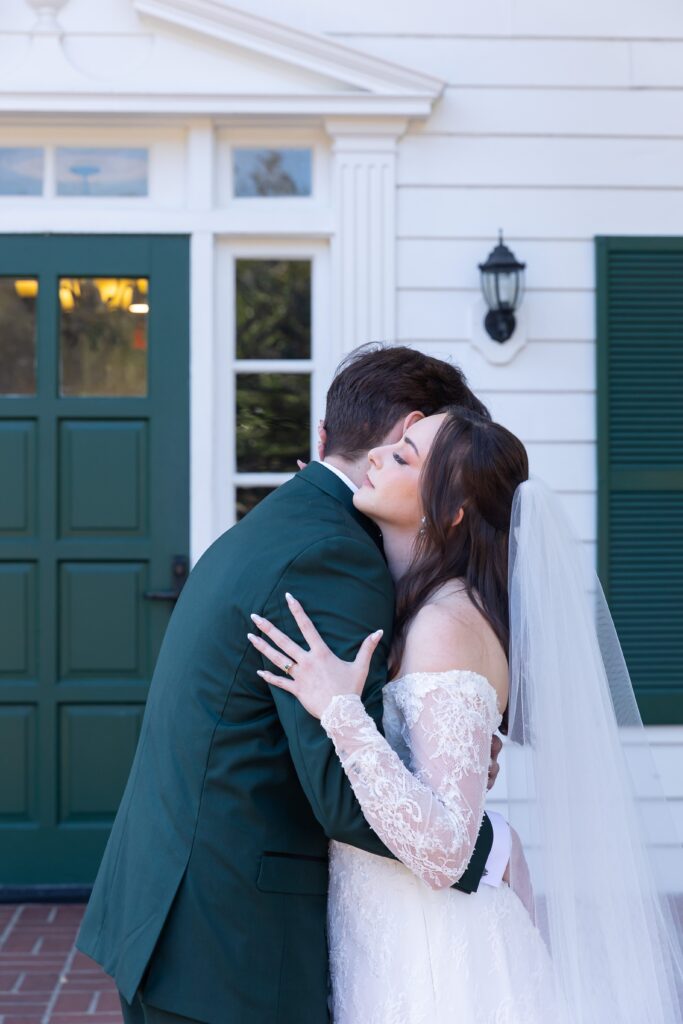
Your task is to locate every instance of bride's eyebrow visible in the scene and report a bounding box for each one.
[404,435,419,456]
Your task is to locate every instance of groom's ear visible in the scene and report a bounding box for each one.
[382,410,425,445]
[402,410,425,432]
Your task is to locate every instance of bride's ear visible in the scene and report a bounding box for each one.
[451,507,465,528]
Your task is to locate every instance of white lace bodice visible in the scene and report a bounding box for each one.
[320,669,502,890]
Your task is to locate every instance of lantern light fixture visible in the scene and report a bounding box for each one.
[478,231,526,343]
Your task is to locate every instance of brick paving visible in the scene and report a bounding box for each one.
[2,897,681,1022]
[0,904,121,1024]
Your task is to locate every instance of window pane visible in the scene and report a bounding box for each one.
[236,486,277,520]
[59,278,148,397]
[0,148,43,196]
[56,148,148,196]
[236,260,311,360]
[0,278,38,395]
[233,148,311,197]
[236,373,309,472]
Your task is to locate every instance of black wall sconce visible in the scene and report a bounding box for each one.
[478,231,526,343]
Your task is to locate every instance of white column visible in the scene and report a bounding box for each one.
[187,120,216,563]
[325,118,407,360]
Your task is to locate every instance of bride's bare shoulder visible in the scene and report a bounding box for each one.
[400,584,509,712]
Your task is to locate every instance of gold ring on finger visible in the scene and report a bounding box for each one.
[283,660,296,677]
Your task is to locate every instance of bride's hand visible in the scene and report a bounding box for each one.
[248,592,384,720]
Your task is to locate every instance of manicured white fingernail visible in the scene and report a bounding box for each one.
[250,613,262,623]
[373,629,383,639]
[247,633,256,642]
[256,670,265,677]
[285,592,294,602]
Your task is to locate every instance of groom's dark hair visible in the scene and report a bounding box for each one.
[324,343,490,459]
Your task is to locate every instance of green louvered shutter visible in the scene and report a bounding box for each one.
[596,237,683,724]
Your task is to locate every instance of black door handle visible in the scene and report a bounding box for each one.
[144,555,189,602]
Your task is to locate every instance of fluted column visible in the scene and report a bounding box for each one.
[325,118,407,358]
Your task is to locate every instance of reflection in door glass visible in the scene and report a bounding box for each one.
[0,278,38,395]
[235,486,277,520]
[59,278,148,397]
[236,373,309,472]
[236,259,311,359]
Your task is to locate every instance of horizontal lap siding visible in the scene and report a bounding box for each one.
[327,14,683,811]
[239,0,683,39]
[235,0,683,881]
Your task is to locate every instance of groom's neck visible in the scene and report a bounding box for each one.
[323,454,367,489]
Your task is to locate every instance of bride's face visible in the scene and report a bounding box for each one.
[353,413,447,531]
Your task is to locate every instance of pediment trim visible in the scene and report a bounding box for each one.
[134,0,444,99]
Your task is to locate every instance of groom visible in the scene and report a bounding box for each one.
[77,343,509,1024]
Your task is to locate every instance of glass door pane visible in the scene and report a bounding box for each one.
[59,277,149,397]
[232,256,313,518]
[0,278,38,396]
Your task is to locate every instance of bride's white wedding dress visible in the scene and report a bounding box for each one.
[320,669,563,1024]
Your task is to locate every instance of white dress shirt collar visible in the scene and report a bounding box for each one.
[319,460,359,495]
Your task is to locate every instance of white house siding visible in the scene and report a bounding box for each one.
[1,0,681,883]
[233,0,683,881]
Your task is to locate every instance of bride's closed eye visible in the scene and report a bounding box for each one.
[393,452,408,466]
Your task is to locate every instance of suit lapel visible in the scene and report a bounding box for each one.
[297,462,384,551]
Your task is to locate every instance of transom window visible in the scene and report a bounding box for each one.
[233,148,312,197]
[0,149,43,196]
[56,148,148,197]
[0,146,149,197]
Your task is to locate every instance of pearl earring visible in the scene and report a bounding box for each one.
[419,515,427,536]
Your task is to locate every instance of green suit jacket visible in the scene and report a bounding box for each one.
[76,462,493,1024]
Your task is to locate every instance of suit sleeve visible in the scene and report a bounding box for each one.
[260,534,493,894]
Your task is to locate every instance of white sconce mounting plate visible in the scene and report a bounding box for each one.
[468,297,528,365]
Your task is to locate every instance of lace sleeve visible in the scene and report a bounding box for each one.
[319,671,501,890]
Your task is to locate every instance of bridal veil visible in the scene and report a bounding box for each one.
[505,478,683,1022]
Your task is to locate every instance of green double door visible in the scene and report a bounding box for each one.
[0,235,189,887]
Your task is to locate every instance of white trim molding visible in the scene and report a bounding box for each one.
[0,2,444,119]
[133,0,444,97]
[326,117,407,356]
[27,0,68,34]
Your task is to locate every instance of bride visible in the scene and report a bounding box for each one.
[248,405,683,1023]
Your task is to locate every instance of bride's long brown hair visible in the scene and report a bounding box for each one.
[389,407,529,712]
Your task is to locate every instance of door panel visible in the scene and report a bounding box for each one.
[0,563,37,679]
[0,235,189,886]
[0,421,37,533]
[59,420,148,536]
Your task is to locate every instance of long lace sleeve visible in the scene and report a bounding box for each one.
[319,670,502,890]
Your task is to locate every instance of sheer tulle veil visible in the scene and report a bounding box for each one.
[505,477,683,1022]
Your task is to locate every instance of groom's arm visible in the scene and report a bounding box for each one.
[260,533,493,894]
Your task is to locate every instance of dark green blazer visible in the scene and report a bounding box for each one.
[76,462,493,1024]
